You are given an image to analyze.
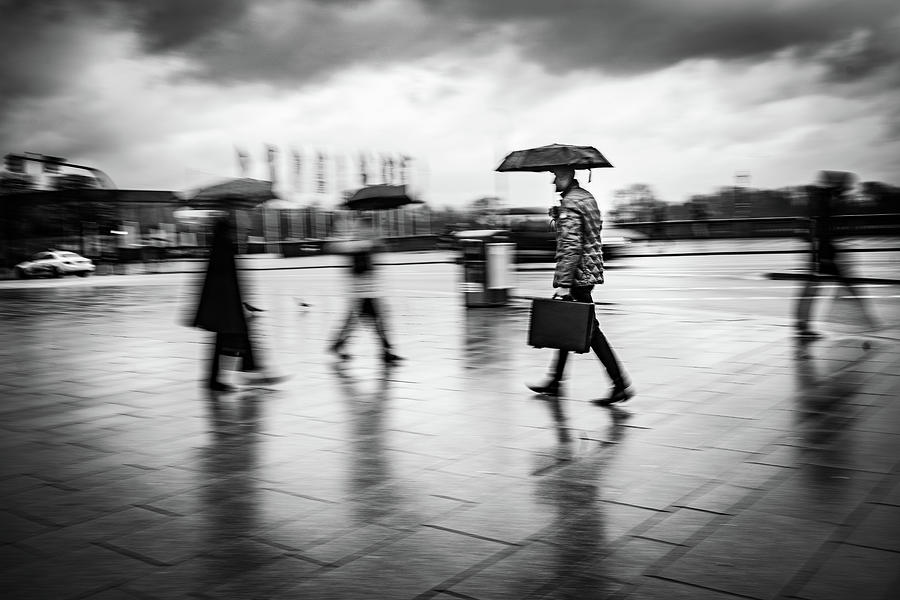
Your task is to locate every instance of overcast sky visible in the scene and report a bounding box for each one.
[2,0,899,210]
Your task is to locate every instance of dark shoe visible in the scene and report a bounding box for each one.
[330,343,351,360]
[594,384,634,406]
[208,381,236,392]
[796,328,821,340]
[242,302,265,314]
[242,371,289,387]
[383,351,403,364]
[527,381,561,397]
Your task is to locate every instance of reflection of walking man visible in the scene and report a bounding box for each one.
[528,167,633,405]
[795,171,877,339]
[200,392,265,591]
[333,371,399,523]
[534,398,630,595]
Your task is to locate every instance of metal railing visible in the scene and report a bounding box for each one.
[618,214,900,239]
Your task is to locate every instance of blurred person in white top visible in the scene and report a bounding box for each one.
[328,214,403,364]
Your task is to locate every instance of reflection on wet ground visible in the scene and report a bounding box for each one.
[1,271,899,599]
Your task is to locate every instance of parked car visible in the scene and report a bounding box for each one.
[501,207,646,262]
[15,250,95,278]
[602,224,648,259]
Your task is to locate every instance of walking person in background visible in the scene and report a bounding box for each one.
[192,217,282,391]
[650,203,670,251]
[527,167,634,406]
[329,214,403,365]
[795,170,878,339]
[690,200,709,238]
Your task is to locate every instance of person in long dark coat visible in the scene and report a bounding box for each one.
[193,217,257,391]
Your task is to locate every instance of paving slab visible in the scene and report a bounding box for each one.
[1,260,899,599]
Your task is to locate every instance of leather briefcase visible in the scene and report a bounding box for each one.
[528,297,595,353]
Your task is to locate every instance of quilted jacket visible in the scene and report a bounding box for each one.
[553,181,605,288]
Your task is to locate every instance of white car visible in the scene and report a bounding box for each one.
[15,250,95,279]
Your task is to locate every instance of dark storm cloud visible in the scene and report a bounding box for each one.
[2,0,899,110]
[111,0,251,53]
[0,2,99,106]
[114,0,481,86]
[5,0,900,88]
[424,0,900,81]
[108,0,900,99]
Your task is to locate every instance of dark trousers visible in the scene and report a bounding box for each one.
[549,286,625,387]
[795,256,876,330]
[333,297,392,351]
[209,332,256,386]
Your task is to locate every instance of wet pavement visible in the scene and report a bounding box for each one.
[1,254,899,599]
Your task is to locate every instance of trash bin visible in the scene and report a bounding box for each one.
[457,229,515,307]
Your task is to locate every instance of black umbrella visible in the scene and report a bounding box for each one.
[496,143,613,172]
[343,184,424,211]
[190,177,276,210]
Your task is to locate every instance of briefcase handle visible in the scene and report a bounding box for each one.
[552,292,575,301]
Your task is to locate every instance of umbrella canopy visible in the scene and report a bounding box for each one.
[190,177,276,210]
[495,143,613,172]
[343,184,424,211]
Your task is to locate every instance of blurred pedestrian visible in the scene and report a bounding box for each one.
[527,167,634,406]
[192,217,279,391]
[690,200,709,238]
[329,215,403,365]
[795,171,878,339]
[650,203,670,250]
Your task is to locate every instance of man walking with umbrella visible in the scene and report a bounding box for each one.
[526,165,634,405]
[496,144,633,405]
